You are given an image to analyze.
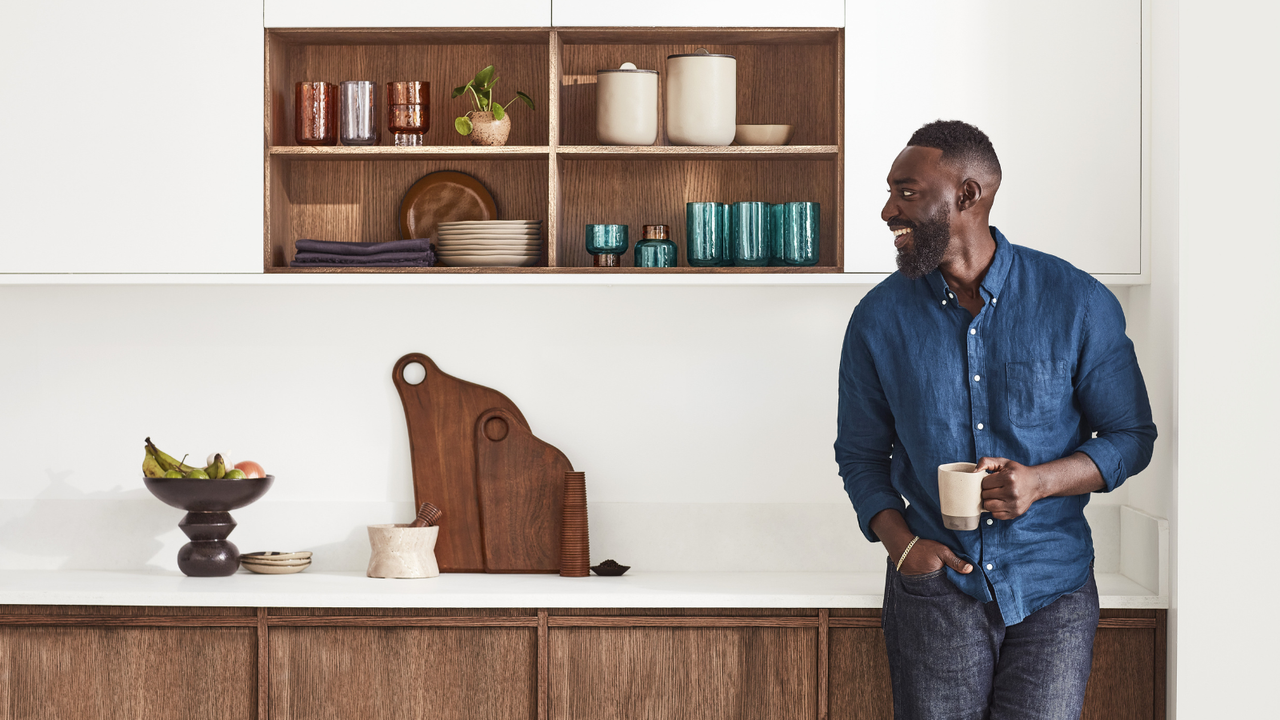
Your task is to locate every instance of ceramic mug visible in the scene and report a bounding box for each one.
[937,462,988,531]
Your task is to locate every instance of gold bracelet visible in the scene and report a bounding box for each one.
[896,536,920,572]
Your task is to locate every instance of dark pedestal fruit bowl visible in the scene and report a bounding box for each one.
[143,475,275,577]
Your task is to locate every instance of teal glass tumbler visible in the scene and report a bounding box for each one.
[686,202,729,267]
[634,224,677,267]
[585,224,629,267]
[768,203,787,266]
[779,202,820,266]
[730,201,771,267]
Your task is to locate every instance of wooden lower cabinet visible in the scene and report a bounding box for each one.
[0,606,1164,720]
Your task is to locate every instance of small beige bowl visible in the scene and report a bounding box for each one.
[242,560,311,575]
[733,124,795,146]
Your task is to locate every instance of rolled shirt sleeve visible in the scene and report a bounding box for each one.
[835,307,906,543]
[1073,282,1158,491]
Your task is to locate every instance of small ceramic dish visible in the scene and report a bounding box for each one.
[242,561,311,575]
[733,124,795,146]
[242,557,311,567]
[243,551,312,561]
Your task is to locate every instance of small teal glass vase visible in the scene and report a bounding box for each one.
[585,224,629,267]
[634,224,676,267]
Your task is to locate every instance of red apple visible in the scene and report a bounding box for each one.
[234,460,266,479]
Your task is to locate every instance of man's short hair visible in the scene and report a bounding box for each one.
[907,120,1002,182]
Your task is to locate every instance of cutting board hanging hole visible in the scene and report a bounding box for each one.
[484,416,510,442]
[402,362,426,385]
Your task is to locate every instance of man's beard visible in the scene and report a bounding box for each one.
[894,204,951,280]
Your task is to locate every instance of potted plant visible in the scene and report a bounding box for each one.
[452,65,535,147]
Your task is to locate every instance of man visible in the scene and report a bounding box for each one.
[835,120,1156,719]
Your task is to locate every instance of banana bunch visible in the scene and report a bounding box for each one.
[143,437,246,480]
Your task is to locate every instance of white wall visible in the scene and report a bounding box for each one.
[1175,0,1280,716]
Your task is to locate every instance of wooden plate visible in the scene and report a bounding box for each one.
[399,171,498,241]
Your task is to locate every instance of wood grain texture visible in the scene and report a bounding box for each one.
[475,407,572,573]
[269,626,537,720]
[558,41,838,147]
[556,145,839,158]
[538,611,549,720]
[258,608,269,720]
[818,609,829,720]
[270,146,551,159]
[392,352,530,572]
[268,616,538,628]
[0,614,256,627]
[0,605,254,617]
[1082,628,1155,720]
[268,607,536,618]
[271,37,549,148]
[547,32,563,268]
[828,628,893,720]
[0,626,255,720]
[558,158,839,268]
[549,627,817,720]
[547,616,819,628]
[271,157,547,267]
[549,608,820,617]
[1154,611,1166,720]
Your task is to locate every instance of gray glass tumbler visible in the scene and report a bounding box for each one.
[778,202,820,265]
[340,81,378,146]
[730,202,771,267]
[686,202,730,267]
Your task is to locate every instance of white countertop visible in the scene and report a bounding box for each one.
[0,570,1166,609]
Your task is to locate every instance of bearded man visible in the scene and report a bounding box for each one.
[835,120,1157,719]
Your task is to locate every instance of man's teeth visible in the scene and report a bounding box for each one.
[892,228,911,237]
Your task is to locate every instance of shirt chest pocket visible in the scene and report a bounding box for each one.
[1005,361,1073,428]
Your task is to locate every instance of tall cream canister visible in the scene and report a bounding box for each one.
[665,49,736,146]
[596,63,658,146]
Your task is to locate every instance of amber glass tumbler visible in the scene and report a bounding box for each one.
[294,81,338,146]
[388,81,429,146]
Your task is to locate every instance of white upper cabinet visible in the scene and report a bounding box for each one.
[552,0,844,27]
[0,1,262,274]
[266,0,552,28]
[844,0,1143,278]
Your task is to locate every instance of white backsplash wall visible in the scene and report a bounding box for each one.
[0,283,1146,573]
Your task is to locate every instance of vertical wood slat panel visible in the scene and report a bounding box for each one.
[269,626,537,720]
[549,626,817,720]
[0,626,256,720]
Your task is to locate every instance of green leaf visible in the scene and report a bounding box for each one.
[485,75,501,91]
[451,84,470,99]
[455,116,473,135]
[515,91,535,110]
[474,65,495,89]
[479,88,492,111]
[492,103,505,121]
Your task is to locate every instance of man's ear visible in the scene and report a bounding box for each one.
[957,178,983,211]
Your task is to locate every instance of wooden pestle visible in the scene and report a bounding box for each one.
[409,502,442,528]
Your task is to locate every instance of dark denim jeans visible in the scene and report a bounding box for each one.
[882,560,1099,719]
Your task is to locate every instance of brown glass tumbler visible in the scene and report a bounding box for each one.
[388,81,429,146]
[295,81,338,146]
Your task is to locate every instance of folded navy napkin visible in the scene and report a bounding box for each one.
[293,238,433,256]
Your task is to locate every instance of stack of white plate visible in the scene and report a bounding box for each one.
[436,220,542,267]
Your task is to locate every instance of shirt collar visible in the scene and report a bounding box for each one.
[925,226,1013,303]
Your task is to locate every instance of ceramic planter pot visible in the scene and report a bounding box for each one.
[469,111,511,146]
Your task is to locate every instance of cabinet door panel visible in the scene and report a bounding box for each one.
[1082,628,1155,720]
[0,626,256,719]
[266,0,552,27]
[269,627,537,720]
[549,627,817,720]
[552,0,843,28]
[0,1,262,273]
[829,627,893,719]
[844,0,1141,276]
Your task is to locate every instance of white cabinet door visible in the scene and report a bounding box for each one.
[0,1,262,274]
[266,0,552,27]
[553,0,843,27]
[844,0,1142,277]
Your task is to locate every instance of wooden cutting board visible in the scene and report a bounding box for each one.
[474,408,573,573]
[392,353,529,572]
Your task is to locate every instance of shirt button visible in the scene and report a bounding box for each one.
[986,519,994,526]
[973,374,981,382]
[977,423,985,430]
[941,300,947,306]
[986,563,994,571]
[992,297,998,304]
[970,328,976,335]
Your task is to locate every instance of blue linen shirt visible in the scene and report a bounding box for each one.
[835,228,1156,625]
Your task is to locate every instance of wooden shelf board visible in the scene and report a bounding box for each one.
[555,28,841,46]
[270,146,552,160]
[556,145,839,160]
[266,266,841,274]
[268,28,553,46]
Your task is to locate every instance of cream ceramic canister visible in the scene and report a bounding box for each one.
[665,48,736,146]
[596,62,659,146]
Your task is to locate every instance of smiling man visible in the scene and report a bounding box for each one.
[834,120,1157,719]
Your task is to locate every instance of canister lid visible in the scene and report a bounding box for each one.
[667,48,735,60]
[598,61,657,74]
[642,224,670,240]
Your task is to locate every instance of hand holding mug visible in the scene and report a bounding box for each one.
[976,456,1047,520]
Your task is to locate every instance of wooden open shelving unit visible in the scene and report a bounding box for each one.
[264,28,844,273]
